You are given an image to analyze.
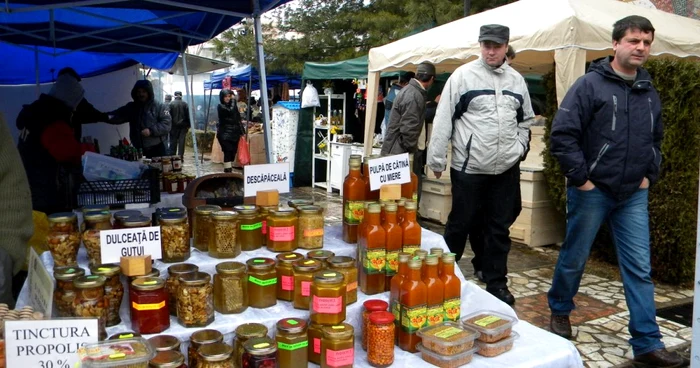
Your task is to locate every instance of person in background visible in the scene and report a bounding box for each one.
[373,88,385,146]
[56,67,110,141]
[506,45,516,64]
[217,89,244,172]
[382,71,415,142]
[164,94,173,104]
[168,91,190,159]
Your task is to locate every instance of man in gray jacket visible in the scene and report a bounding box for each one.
[427,24,535,306]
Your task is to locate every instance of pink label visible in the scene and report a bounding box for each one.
[262,220,267,235]
[313,338,321,354]
[312,295,343,314]
[281,275,294,291]
[326,348,354,367]
[301,281,311,297]
[269,226,295,241]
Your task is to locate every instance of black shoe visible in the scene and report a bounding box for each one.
[488,288,515,306]
[549,314,572,339]
[633,348,686,368]
[474,271,485,282]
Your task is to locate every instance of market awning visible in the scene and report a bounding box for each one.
[168,54,232,76]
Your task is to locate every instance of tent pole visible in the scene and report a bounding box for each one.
[253,1,272,164]
[182,51,202,177]
[202,87,213,164]
[34,46,40,98]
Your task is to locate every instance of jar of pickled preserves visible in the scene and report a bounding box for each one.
[287,199,313,209]
[47,212,81,267]
[121,215,152,229]
[367,312,395,367]
[113,210,142,229]
[107,331,141,340]
[82,210,113,268]
[320,324,354,368]
[267,208,298,252]
[242,337,277,368]
[53,266,85,317]
[328,256,358,306]
[361,300,389,351]
[275,252,304,301]
[128,268,161,291]
[166,263,198,316]
[245,258,277,308]
[129,277,170,334]
[234,323,268,368]
[160,212,190,262]
[199,342,234,368]
[209,211,240,258]
[307,322,324,365]
[149,350,186,368]
[148,335,181,352]
[214,261,248,314]
[81,204,109,230]
[193,205,221,252]
[260,206,276,247]
[234,205,263,251]
[291,259,322,310]
[189,329,224,368]
[176,272,214,327]
[310,272,346,326]
[73,275,108,340]
[307,250,335,270]
[90,264,124,326]
[297,206,324,249]
[276,318,308,368]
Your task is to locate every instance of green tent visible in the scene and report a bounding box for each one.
[302,55,400,80]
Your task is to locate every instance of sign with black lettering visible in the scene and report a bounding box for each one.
[368,153,411,191]
[100,226,162,264]
[27,247,53,317]
[244,163,291,197]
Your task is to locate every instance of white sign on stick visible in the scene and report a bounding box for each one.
[100,226,162,264]
[367,153,411,191]
[27,247,53,317]
[244,163,291,197]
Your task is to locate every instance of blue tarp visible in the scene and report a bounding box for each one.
[203,65,301,90]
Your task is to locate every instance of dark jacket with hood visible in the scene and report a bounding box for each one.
[169,96,190,128]
[550,56,662,199]
[381,79,427,156]
[110,80,172,149]
[217,90,243,143]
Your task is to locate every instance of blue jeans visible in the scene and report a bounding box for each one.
[548,186,663,356]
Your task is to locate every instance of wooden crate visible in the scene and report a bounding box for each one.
[419,178,452,225]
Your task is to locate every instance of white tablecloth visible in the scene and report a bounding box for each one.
[17,224,583,368]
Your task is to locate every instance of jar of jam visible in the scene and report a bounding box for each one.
[328,256,358,306]
[234,323,269,368]
[361,300,389,351]
[166,263,198,316]
[107,331,141,340]
[267,208,298,252]
[310,272,346,326]
[260,206,276,247]
[193,205,222,252]
[148,335,180,352]
[307,322,324,365]
[162,158,173,173]
[214,261,248,314]
[291,259,322,310]
[297,205,324,249]
[73,275,108,340]
[53,266,85,317]
[150,350,186,368]
[276,318,308,368]
[320,324,354,368]
[47,212,81,267]
[128,268,161,291]
[189,329,224,368]
[177,175,186,193]
[242,337,277,368]
[90,263,124,327]
[113,210,142,229]
[246,258,277,308]
[82,210,113,268]
[172,156,182,172]
[121,214,152,229]
[234,205,263,251]
[176,272,214,327]
[199,342,234,367]
[129,277,170,334]
[160,212,190,262]
[307,250,335,270]
[275,252,304,301]
[367,311,395,367]
[209,211,240,258]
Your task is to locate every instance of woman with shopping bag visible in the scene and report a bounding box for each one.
[217,89,245,172]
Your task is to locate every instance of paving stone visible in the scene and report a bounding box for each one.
[597,334,627,345]
[511,277,528,285]
[662,336,688,347]
[653,295,672,303]
[602,353,628,365]
[602,347,624,356]
[586,352,605,361]
[578,343,602,355]
[587,361,614,368]
[602,320,626,332]
[577,331,596,343]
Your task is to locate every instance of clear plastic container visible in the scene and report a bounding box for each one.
[476,331,519,357]
[416,321,480,356]
[415,343,478,368]
[78,337,156,368]
[461,310,517,343]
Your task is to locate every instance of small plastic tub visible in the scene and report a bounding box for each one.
[416,321,480,355]
[476,331,519,357]
[78,337,156,368]
[416,343,478,368]
[461,310,517,343]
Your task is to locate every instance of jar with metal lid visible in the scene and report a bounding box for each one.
[199,342,234,367]
[90,263,124,326]
[320,324,354,368]
[328,256,358,306]
[47,212,81,267]
[276,318,308,368]
[242,337,277,368]
[307,250,335,270]
[367,311,395,367]
[73,275,108,340]
[209,210,240,258]
[193,205,222,251]
[233,205,263,251]
[259,206,276,247]
[234,323,269,368]
[214,261,248,314]
[129,277,170,334]
[121,215,152,230]
[310,271,347,325]
[148,335,181,352]
[287,199,313,209]
[307,322,324,365]
[361,300,389,351]
[266,208,298,252]
[82,210,113,268]
[113,210,143,229]
[155,207,187,226]
[176,271,214,327]
[128,268,161,291]
[150,350,186,368]
[245,258,277,308]
[172,156,182,172]
[53,266,85,317]
[297,205,324,249]
[107,331,141,340]
[165,263,198,316]
[162,157,173,174]
[291,259,322,310]
[275,252,304,301]
[189,329,224,368]
[160,212,190,262]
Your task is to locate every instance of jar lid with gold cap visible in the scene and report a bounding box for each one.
[84,210,111,223]
[90,264,121,278]
[122,215,152,228]
[48,212,77,224]
[277,318,307,335]
[328,256,355,269]
[167,263,198,276]
[313,271,344,285]
[215,261,246,275]
[131,277,165,291]
[198,342,233,362]
[195,205,222,215]
[321,323,354,340]
[54,266,85,281]
[73,275,106,289]
[246,257,275,271]
[243,337,277,356]
[149,350,185,368]
[233,205,259,215]
[235,322,269,340]
[276,252,304,266]
[211,210,239,221]
[178,271,211,285]
[191,329,224,345]
[148,335,181,352]
[128,268,160,283]
[307,250,335,264]
[292,259,323,273]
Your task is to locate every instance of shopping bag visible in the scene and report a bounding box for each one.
[237,136,251,166]
[301,82,321,108]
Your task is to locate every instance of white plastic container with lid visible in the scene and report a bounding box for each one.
[476,331,520,357]
[415,321,480,356]
[78,337,156,367]
[461,310,517,343]
[415,343,479,368]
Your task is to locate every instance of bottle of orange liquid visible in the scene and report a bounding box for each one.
[423,255,445,327]
[430,248,444,278]
[342,156,365,244]
[363,156,380,201]
[399,258,427,352]
[401,200,421,256]
[360,203,386,295]
[441,252,461,322]
[396,198,406,225]
[390,252,410,344]
[383,203,402,291]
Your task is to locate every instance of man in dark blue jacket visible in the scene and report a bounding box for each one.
[548,16,684,367]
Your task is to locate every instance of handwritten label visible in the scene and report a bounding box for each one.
[367,153,411,191]
[269,226,295,242]
[241,222,263,231]
[281,275,294,291]
[249,276,277,287]
[312,296,343,314]
[326,347,354,367]
[301,281,311,297]
[313,338,321,354]
[244,163,291,197]
[99,226,162,263]
[278,340,308,351]
[27,247,53,317]
[303,228,324,237]
[4,319,98,367]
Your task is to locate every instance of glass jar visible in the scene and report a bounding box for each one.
[172,156,182,172]
[47,212,81,267]
[328,256,358,306]
[90,263,124,327]
[275,252,304,301]
[176,272,214,327]
[209,211,240,258]
[260,206,276,247]
[113,210,142,229]
[73,275,108,340]
[297,205,324,249]
[291,259,322,310]
[310,272,346,326]
[234,205,263,251]
[107,331,141,340]
[128,268,161,292]
[148,335,181,352]
[307,322,324,365]
[166,263,198,316]
[307,250,335,270]
[189,330,224,368]
[361,300,389,351]
[242,337,277,368]
[214,261,248,314]
[234,323,269,368]
[150,350,186,368]
[155,207,187,226]
[53,266,85,317]
[82,210,113,268]
[129,277,170,334]
[122,215,152,229]
[267,208,298,252]
[320,324,354,368]
[246,258,277,308]
[199,342,234,368]
[276,318,308,368]
[160,212,190,262]
[193,205,221,252]
[367,311,395,367]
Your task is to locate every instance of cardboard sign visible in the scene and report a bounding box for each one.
[100,226,162,264]
[27,247,53,317]
[367,153,411,191]
[4,318,99,367]
[244,163,291,197]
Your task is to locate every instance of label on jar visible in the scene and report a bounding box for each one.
[277,340,308,351]
[343,201,364,225]
[269,226,295,241]
[443,297,461,322]
[313,338,321,354]
[326,347,354,367]
[248,276,277,287]
[400,304,427,333]
[312,295,343,314]
[362,248,386,275]
[474,315,502,327]
[303,228,324,237]
[385,250,400,275]
[241,222,263,231]
[346,281,357,292]
[402,245,421,255]
[170,182,178,192]
[262,220,267,235]
[281,275,294,291]
[301,281,311,296]
[131,301,166,311]
[426,303,445,326]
